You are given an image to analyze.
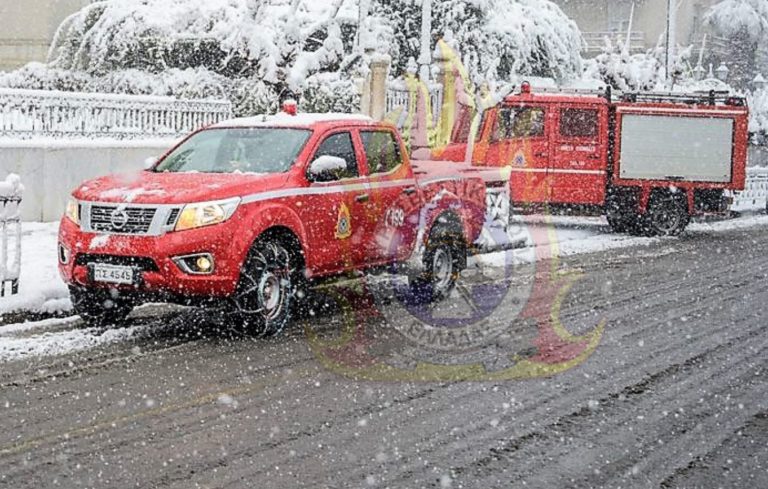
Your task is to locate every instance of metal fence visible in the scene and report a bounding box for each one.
[582,31,647,55]
[386,81,443,129]
[733,167,768,212]
[0,88,232,140]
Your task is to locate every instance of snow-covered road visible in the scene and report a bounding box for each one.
[1,221,767,489]
[1,213,767,366]
[4,213,768,317]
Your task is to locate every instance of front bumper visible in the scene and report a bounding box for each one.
[58,216,248,299]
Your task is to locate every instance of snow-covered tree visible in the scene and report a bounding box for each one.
[373,0,583,83]
[1,0,583,115]
[706,0,768,87]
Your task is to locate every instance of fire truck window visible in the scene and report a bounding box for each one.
[476,110,488,143]
[560,108,599,138]
[313,132,360,180]
[361,131,402,176]
[494,107,546,141]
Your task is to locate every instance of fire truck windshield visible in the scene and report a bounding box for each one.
[155,128,311,174]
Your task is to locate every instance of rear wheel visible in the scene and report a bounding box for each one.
[231,240,295,336]
[70,286,134,328]
[645,193,690,236]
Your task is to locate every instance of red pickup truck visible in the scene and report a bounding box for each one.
[58,112,492,333]
[440,84,750,236]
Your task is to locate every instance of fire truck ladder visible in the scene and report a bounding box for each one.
[510,84,746,107]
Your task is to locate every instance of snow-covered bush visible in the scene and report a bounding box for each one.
[299,73,360,114]
[583,39,694,92]
[0,62,92,92]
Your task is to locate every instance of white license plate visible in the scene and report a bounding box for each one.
[93,264,135,285]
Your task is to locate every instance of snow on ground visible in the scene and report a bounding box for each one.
[1,212,766,364]
[0,320,150,363]
[0,222,70,315]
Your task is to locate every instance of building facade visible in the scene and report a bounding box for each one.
[0,0,90,72]
[553,0,720,56]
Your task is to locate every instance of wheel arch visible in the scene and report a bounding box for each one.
[640,186,690,214]
[233,203,309,275]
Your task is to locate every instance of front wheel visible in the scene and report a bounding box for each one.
[230,240,295,336]
[70,286,134,328]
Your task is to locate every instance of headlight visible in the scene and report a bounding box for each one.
[65,198,80,224]
[175,198,240,232]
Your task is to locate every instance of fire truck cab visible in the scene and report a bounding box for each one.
[442,83,750,236]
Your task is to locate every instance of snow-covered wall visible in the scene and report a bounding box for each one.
[0,139,176,221]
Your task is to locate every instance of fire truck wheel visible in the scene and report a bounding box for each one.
[70,286,134,328]
[231,240,295,337]
[606,212,630,234]
[410,221,466,303]
[645,193,690,237]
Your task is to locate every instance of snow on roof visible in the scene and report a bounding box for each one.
[211,112,375,129]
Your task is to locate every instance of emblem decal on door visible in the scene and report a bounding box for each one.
[335,203,352,240]
[512,149,526,167]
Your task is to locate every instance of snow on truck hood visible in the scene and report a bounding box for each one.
[74,171,290,205]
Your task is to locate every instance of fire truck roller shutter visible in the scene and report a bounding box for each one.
[618,114,734,184]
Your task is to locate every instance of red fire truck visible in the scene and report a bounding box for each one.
[439,84,750,236]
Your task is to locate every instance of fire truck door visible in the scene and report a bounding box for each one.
[488,105,550,204]
[358,129,416,264]
[303,130,370,273]
[549,105,607,205]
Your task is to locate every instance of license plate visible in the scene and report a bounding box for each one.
[92,264,135,285]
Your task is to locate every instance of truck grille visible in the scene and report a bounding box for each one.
[89,205,157,234]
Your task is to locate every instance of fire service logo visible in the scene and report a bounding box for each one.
[304,179,605,382]
[303,40,604,381]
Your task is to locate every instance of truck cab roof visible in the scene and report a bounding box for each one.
[211,113,377,130]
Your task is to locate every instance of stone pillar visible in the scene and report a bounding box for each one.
[369,55,391,121]
[358,74,372,117]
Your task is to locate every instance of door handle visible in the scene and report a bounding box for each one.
[402,187,417,196]
[355,194,370,203]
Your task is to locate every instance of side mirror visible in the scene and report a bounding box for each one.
[144,156,159,170]
[308,155,347,182]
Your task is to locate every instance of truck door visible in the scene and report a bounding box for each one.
[486,104,550,204]
[359,129,416,264]
[549,105,607,205]
[302,130,369,273]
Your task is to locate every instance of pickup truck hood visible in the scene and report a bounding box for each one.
[73,171,291,205]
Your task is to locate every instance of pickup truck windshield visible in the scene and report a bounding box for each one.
[155,128,311,174]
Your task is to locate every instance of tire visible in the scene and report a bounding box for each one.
[644,193,690,237]
[606,212,629,234]
[70,286,134,328]
[409,221,466,303]
[231,240,295,336]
